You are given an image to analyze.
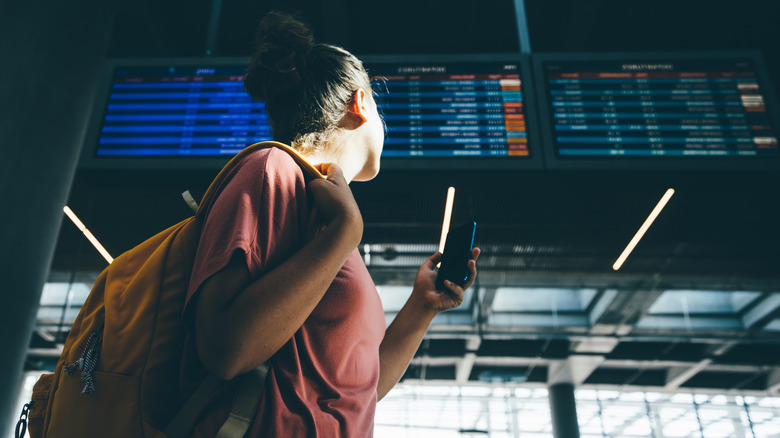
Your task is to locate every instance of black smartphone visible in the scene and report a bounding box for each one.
[435,221,477,291]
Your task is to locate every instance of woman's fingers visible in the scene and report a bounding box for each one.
[442,280,465,304]
[461,247,481,289]
[422,251,443,270]
[322,162,346,185]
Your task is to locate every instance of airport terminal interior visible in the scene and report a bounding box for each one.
[6,0,780,437]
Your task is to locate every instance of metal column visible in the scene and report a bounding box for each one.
[0,0,119,431]
[513,0,533,53]
[548,383,581,438]
[204,0,223,56]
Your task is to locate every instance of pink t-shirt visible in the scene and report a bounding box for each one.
[180,147,386,437]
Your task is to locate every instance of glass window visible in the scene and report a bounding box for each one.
[764,318,780,331]
[648,290,761,315]
[376,286,413,312]
[373,385,780,438]
[36,282,91,322]
[493,288,598,312]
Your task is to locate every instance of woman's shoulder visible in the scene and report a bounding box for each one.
[230,146,307,201]
[240,145,304,177]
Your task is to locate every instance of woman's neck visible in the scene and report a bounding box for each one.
[296,132,367,183]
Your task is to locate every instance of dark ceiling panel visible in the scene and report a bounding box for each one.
[107,0,212,57]
[663,343,710,362]
[415,339,468,357]
[345,0,520,55]
[584,367,666,386]
[476,339,570,358]
[607,342,674,361]
[631,370,667,386]
[402,364,457,381]
[469,365,548,383]
[682,371,766,390]
[584,367,639,385]
[714,344,780,366]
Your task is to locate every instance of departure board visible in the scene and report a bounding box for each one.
[542,59,779,157]
[95,66,271,156]
[368,62,529,157]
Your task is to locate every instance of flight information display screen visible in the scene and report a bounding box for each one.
[368,62,529,157]
[95,66,271,156]
[542,59,779,157]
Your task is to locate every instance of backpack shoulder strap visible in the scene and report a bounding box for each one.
[214,365,269,438]
[163,374,223,438]
[164,365,269,438]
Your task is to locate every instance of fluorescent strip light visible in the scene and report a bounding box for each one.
[438,187,456,253]
[63,206,114,264]
[612,188,675,271]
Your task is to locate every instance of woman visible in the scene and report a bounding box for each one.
[181,11,480,437]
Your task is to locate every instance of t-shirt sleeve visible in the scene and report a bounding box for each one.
[183,148,310,330]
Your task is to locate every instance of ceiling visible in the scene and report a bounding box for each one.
[30,0,780,395]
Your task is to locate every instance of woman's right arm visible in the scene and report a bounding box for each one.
[194,164,362,381]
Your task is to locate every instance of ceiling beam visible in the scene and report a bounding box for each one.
[391,381,777,398]
[707,341,738,357]
[367,268,780,291]
[588,289,619,327]
[456,353,477,384]
[589,289,665,335]
[742,293,780,329]
[606,359,760,374]
[572,336,619,354]
[767,368,780,395]
[665,359,712,389]
[478,288,498,323]
[548,355,606,386]
[421,329,780,346]
[455,336,482,384]
[405,356,763,374]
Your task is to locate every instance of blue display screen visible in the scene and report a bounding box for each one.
[369,62,529,157]
[543,59,779,157]
[96,66,271,156]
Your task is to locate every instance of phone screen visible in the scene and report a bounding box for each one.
[435,221,476,291]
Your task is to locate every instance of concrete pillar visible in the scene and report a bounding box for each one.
[0,0,119,431]
[548,383,580,438]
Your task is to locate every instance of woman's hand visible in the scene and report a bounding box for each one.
[308,163,363,245]
[410,248,481,314]
[377,247,481,398]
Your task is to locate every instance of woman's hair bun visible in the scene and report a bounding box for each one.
[244,11,315,102]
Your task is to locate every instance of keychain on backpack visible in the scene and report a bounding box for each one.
[15,401,33,438]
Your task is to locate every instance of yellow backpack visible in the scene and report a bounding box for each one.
[22,142,323,438]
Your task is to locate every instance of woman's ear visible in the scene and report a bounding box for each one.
[346,88,368,125]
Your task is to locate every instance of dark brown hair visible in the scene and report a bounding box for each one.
[243,12,372,153]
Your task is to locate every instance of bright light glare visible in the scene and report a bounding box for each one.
[438,187,456,254]
[613,188,675,271]
[63,206,114,264]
